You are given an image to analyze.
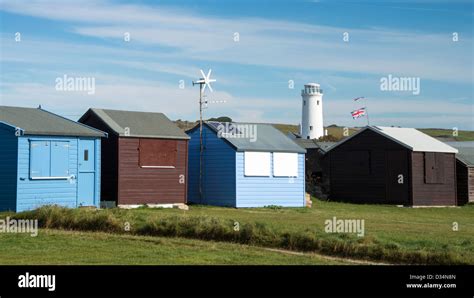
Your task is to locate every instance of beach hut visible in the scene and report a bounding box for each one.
[288,133,335,198]
[186,122,306,207]
[79,108,189,207]
[325,126,458,206]
[453,146,474,205]
[0,106,106,212]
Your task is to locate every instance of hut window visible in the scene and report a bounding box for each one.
[244,151,271,176]
[139,139,177,168]
[30,140,69,178]
[273,153,298,177]
[424,152,445,184]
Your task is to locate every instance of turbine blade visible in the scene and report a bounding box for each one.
[207,69,212,79]
[200,69,206,78]
[208,84,213,92]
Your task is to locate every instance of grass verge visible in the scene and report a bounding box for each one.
[7,205,468,265]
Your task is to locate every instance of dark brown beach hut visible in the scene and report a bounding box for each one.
[79,108,189,207]
[325,126,458,206]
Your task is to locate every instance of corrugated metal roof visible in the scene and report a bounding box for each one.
[0,106,106,137]
[456,147,474,166]
[81,108,189,139]
[446,143,474,166]
[201,121,306,153]
[374,126,458,153]
[326,126,458,153]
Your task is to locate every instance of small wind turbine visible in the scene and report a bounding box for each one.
[195,69,216,93]
[193,69,216,203]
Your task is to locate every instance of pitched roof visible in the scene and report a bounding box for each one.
[189,122,306,153]
[456,147,474,166]
[288,135,336,153]
[80,108,189,139]
[0,106,106,137]
[326,126,458,154]
[292,138,319,149]
[315,141,337,152]
[446,143,474,166]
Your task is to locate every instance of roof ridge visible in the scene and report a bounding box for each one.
[98,108,166,115]
[326,126,457,153]
[38,108,107,137]
[86,108,189,139]
[90,108,124,134]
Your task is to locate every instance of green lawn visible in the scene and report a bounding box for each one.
[2,200,473,264]
[115,200,474,263]
[0,229,349,265]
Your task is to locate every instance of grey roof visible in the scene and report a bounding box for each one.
[326,126,458,154]
[314,141,337,152]
[286,132,335,152]
[456,148,474,166]
[80,108,189,139]
[0,106,106,137]
[293,138,319,149]
[446,143,474,166]
[194,121,306,153]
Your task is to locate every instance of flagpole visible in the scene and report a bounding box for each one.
[365,98,370,126]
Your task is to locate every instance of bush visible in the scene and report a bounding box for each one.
[11,205,122,233]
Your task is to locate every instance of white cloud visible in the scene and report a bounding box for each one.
[1,0,472,83]
[1,0,472,129]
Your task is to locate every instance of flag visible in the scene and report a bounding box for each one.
[351,107,366,119]
[353,96,365,101]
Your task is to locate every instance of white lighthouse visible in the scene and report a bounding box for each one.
[301,83,324,139]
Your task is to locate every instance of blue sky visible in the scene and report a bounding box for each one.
[0,0,473,129]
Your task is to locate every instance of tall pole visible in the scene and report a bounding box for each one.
[365,98,370,126]
[193,69,215,205]
[198,83,204,204]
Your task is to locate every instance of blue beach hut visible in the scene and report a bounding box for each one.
[187,122,306,207]
[0,106,107,212]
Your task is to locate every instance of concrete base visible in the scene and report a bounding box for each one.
[118,203,189,210]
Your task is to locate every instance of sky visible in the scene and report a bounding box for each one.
[0,0,473,129]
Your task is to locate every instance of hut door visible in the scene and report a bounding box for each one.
[78,139,96,206]
[385,151,409,204]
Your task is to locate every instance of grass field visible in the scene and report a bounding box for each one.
[122,200,474,264]
[2,199,473,265]
[0,229,349,265]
